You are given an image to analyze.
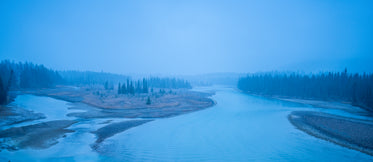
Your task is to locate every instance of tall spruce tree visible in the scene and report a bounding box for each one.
[0,76,6,104]
[118,83,121,94]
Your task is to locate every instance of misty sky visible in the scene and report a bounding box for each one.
[1,0,372,74]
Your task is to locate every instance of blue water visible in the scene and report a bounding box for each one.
[99,87,373,161]
[1,87,373,161]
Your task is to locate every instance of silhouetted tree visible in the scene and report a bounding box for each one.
[0,76,6,104]
[129,81,135,95]
[121,83,127,94]
[118,83,121,94]
[146,96,151,105]
[135,80,141,93]
[104,81,109,90]
[142,78,148,93]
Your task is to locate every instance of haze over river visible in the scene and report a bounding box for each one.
[1,87,372,161]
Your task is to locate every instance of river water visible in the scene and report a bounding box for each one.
[1,87,373,161]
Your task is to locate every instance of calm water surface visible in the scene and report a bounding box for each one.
[1,87,373,161]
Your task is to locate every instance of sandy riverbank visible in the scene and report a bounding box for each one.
[0,120,76,151]
[278,98,372,116]
[0,105,45,128]
[289,111,373,156]
[91,120,152,151]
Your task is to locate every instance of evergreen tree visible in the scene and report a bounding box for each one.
[143,78,148,93]
[104,81,109,90]
[0,76,6,104]
[129,81,135,95]
[122,83,127,94]
[136,80,141,93]
[146,96,151,105]
[118,83,121,94]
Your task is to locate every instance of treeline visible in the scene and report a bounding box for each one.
[0,60,63,89]
[116,77,191,95]
[147,77,192,89]
[0,69,12,104]
[117,78,148,95]
[0,60,63,104]
[237,69,373,111]
[0,60,194,104]
[59,70,129,85]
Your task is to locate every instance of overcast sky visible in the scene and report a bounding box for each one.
[1,0,372,75]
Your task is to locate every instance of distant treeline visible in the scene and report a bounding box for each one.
[237,69,373,111]
[60,71,192,90]
[116,77,191,95]
[60,70,129,85]
[0,60,193,104]
[0,60,63,89]
[0,60,63,104]
[147,77,192,89]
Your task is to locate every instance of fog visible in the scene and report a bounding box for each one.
[2,1,373,161]
[1,0,372,74]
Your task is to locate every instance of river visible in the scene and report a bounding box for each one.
[1,87,373,161]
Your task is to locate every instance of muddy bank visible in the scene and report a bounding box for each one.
[0,120,76,151]
[288,111,373,156]
[279,98,371,115]
[0,105,45,128]
[91,120,152,151]
[67,96,215,119]
[1,86,215,154]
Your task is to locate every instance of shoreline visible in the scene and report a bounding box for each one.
[0,105,46,129]
[238,89,372,114]
[239,90,373,156]
[289,111,373,156]
[19,86,216,119]
[0,120,77,151]
[91,120,152,151]
[0,86,216,153]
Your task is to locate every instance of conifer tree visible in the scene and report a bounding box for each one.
[143,78,148,93]
[146,96,151,105]
[0,76,6,104]
[122,83,127,94]
[118,83,121,94]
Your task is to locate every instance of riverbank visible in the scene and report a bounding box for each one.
[289,111,373,156]
[0,86,215,154]
[0,105,45,128]
[21,86,216,119]
[277,98,371,116]
[91,120,152,151]
[0,120,76,151]
[239,89,372,115]
[241,90,373,156]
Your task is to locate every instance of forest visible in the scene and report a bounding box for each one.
[115,77,191,95]
[60,70,129,86]
[0,60,62,104]
[0,60,192,104]
[237,69,373,111]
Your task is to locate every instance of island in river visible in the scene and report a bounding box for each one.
[0,85,215,153]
